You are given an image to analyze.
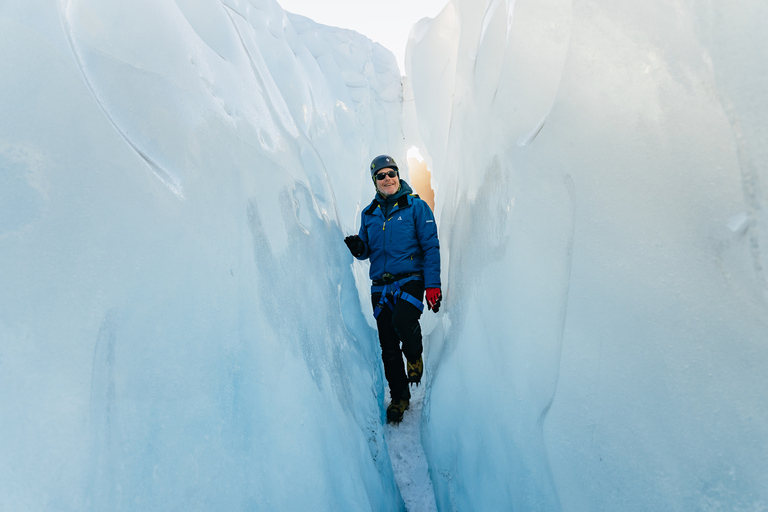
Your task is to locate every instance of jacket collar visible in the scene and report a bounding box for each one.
[377,180,413,205]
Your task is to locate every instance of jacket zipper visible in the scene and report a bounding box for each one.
[382,205,397,275]
[382,214,392,273]
[381,200,407,277]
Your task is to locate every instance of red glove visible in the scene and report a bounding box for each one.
[426,287,442,313]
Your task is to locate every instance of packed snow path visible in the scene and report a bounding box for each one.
[384,382,438,512]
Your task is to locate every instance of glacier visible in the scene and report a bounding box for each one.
[408,0,768,510]
[1,0,767,511]
[1,0,405,510]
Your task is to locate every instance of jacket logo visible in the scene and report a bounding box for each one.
[398,216,403,220]
[426,220,434,223]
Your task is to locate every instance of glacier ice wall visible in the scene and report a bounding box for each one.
[4,0,767,509]
[408,0,768,510]
[0,0,406,510]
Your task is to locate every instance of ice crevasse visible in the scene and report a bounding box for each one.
[0,0,767,511]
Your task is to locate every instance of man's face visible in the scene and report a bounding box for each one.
[375,168,400,197]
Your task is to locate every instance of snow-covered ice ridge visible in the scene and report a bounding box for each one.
[1,0,767,511]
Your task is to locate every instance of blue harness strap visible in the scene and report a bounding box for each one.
[372,275,424,319]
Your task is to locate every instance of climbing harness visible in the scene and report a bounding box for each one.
[372,273,424,319]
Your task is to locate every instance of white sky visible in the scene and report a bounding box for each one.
[276,0,449,74]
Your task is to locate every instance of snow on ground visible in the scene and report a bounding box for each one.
[384,382,438,512]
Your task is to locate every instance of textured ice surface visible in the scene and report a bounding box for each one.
[3,0,768,510]
[408,0,768,510]
[0,0,405,510]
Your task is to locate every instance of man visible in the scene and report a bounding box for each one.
[344,155,442,423]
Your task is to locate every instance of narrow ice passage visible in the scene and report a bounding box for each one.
[2,0,768,511]
[384,379,438,512]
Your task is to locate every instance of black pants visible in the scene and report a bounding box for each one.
[371,280,424,402]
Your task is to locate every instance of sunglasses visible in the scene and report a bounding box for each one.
[375,170,398,180]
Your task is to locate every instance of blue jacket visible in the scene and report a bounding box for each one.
[356,181,441,289]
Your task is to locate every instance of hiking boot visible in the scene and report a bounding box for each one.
[407,356,423,385]
[386,397,409,424]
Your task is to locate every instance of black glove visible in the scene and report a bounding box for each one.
[344,235,366,257]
